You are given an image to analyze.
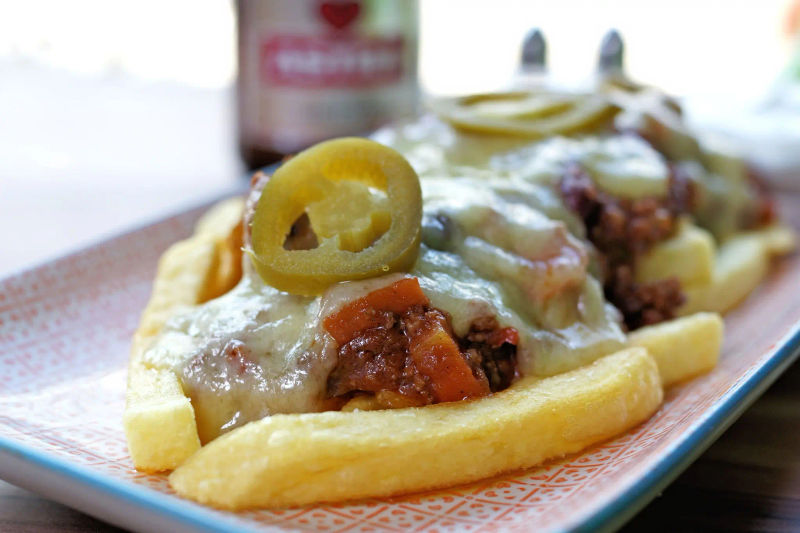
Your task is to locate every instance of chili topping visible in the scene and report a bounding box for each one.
[324,278,519,407]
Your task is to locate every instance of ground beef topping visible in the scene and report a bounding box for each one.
[326,306,519,408]
[327,306,435,406]
[460,316,519,392]
[604,265,685,330]
[559,163,694,329]
[743,168,777,229]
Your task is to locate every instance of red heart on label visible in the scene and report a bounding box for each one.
[319,1,360,29]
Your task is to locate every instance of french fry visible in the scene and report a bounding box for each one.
[194,197,247,238]
[169,347,662,510]
[679,224,795,316]
[636,219,715,286]
[124,361,200,471]
[124,197,245,472]
[759,224,796,255]
[133,237,219,341]
[195,197,245,302]
[627,312,723,386]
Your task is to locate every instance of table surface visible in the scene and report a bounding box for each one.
[0,63,798,532]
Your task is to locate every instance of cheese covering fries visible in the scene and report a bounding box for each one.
[125,86,795,510]
[170,347,661,509]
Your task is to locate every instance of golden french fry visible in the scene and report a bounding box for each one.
[195,196,247,302]
[628,312,723,386]
[134,238,219,341]
[679,224,794,316]
[124,361,201,472]
[124,197,245,472]
[680,235,766,315]
[759,224,796,255]
[169,347,662,510]
[637,219,715,286]
[200,220,244,302]
[194,197,247,239]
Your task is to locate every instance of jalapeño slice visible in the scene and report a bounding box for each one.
[435,90,618,138]
[250,138,423,295]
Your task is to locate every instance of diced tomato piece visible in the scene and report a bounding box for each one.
[323,278,429,344]
[408,318,490,402]
[324,277,491,403]
[488,327,519,348]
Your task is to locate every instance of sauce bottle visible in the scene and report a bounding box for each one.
[236,0,419,169]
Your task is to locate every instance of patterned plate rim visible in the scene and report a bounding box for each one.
[584,323,800,532]
[2,324,798,532]
[0,188,798,532]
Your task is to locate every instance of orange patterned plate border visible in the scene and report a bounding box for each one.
[0,193,798,533]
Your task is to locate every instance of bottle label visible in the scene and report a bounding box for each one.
[239,0,418,154]
[262,35,405,88]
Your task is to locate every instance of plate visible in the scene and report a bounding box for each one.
[1,195,799,533]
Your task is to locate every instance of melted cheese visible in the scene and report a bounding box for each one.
[151,113,765,442]
[144,170,625,441]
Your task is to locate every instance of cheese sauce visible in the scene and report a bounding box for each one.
[142,111,761,443]
[143,165,625,441]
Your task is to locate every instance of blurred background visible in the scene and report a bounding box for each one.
[1,0,799,277]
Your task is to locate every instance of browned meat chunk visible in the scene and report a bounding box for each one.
[560,164,693,329]
[460,316,519,392]
[327,306,519,408]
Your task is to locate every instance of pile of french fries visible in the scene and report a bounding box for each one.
[124,195,794,510]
